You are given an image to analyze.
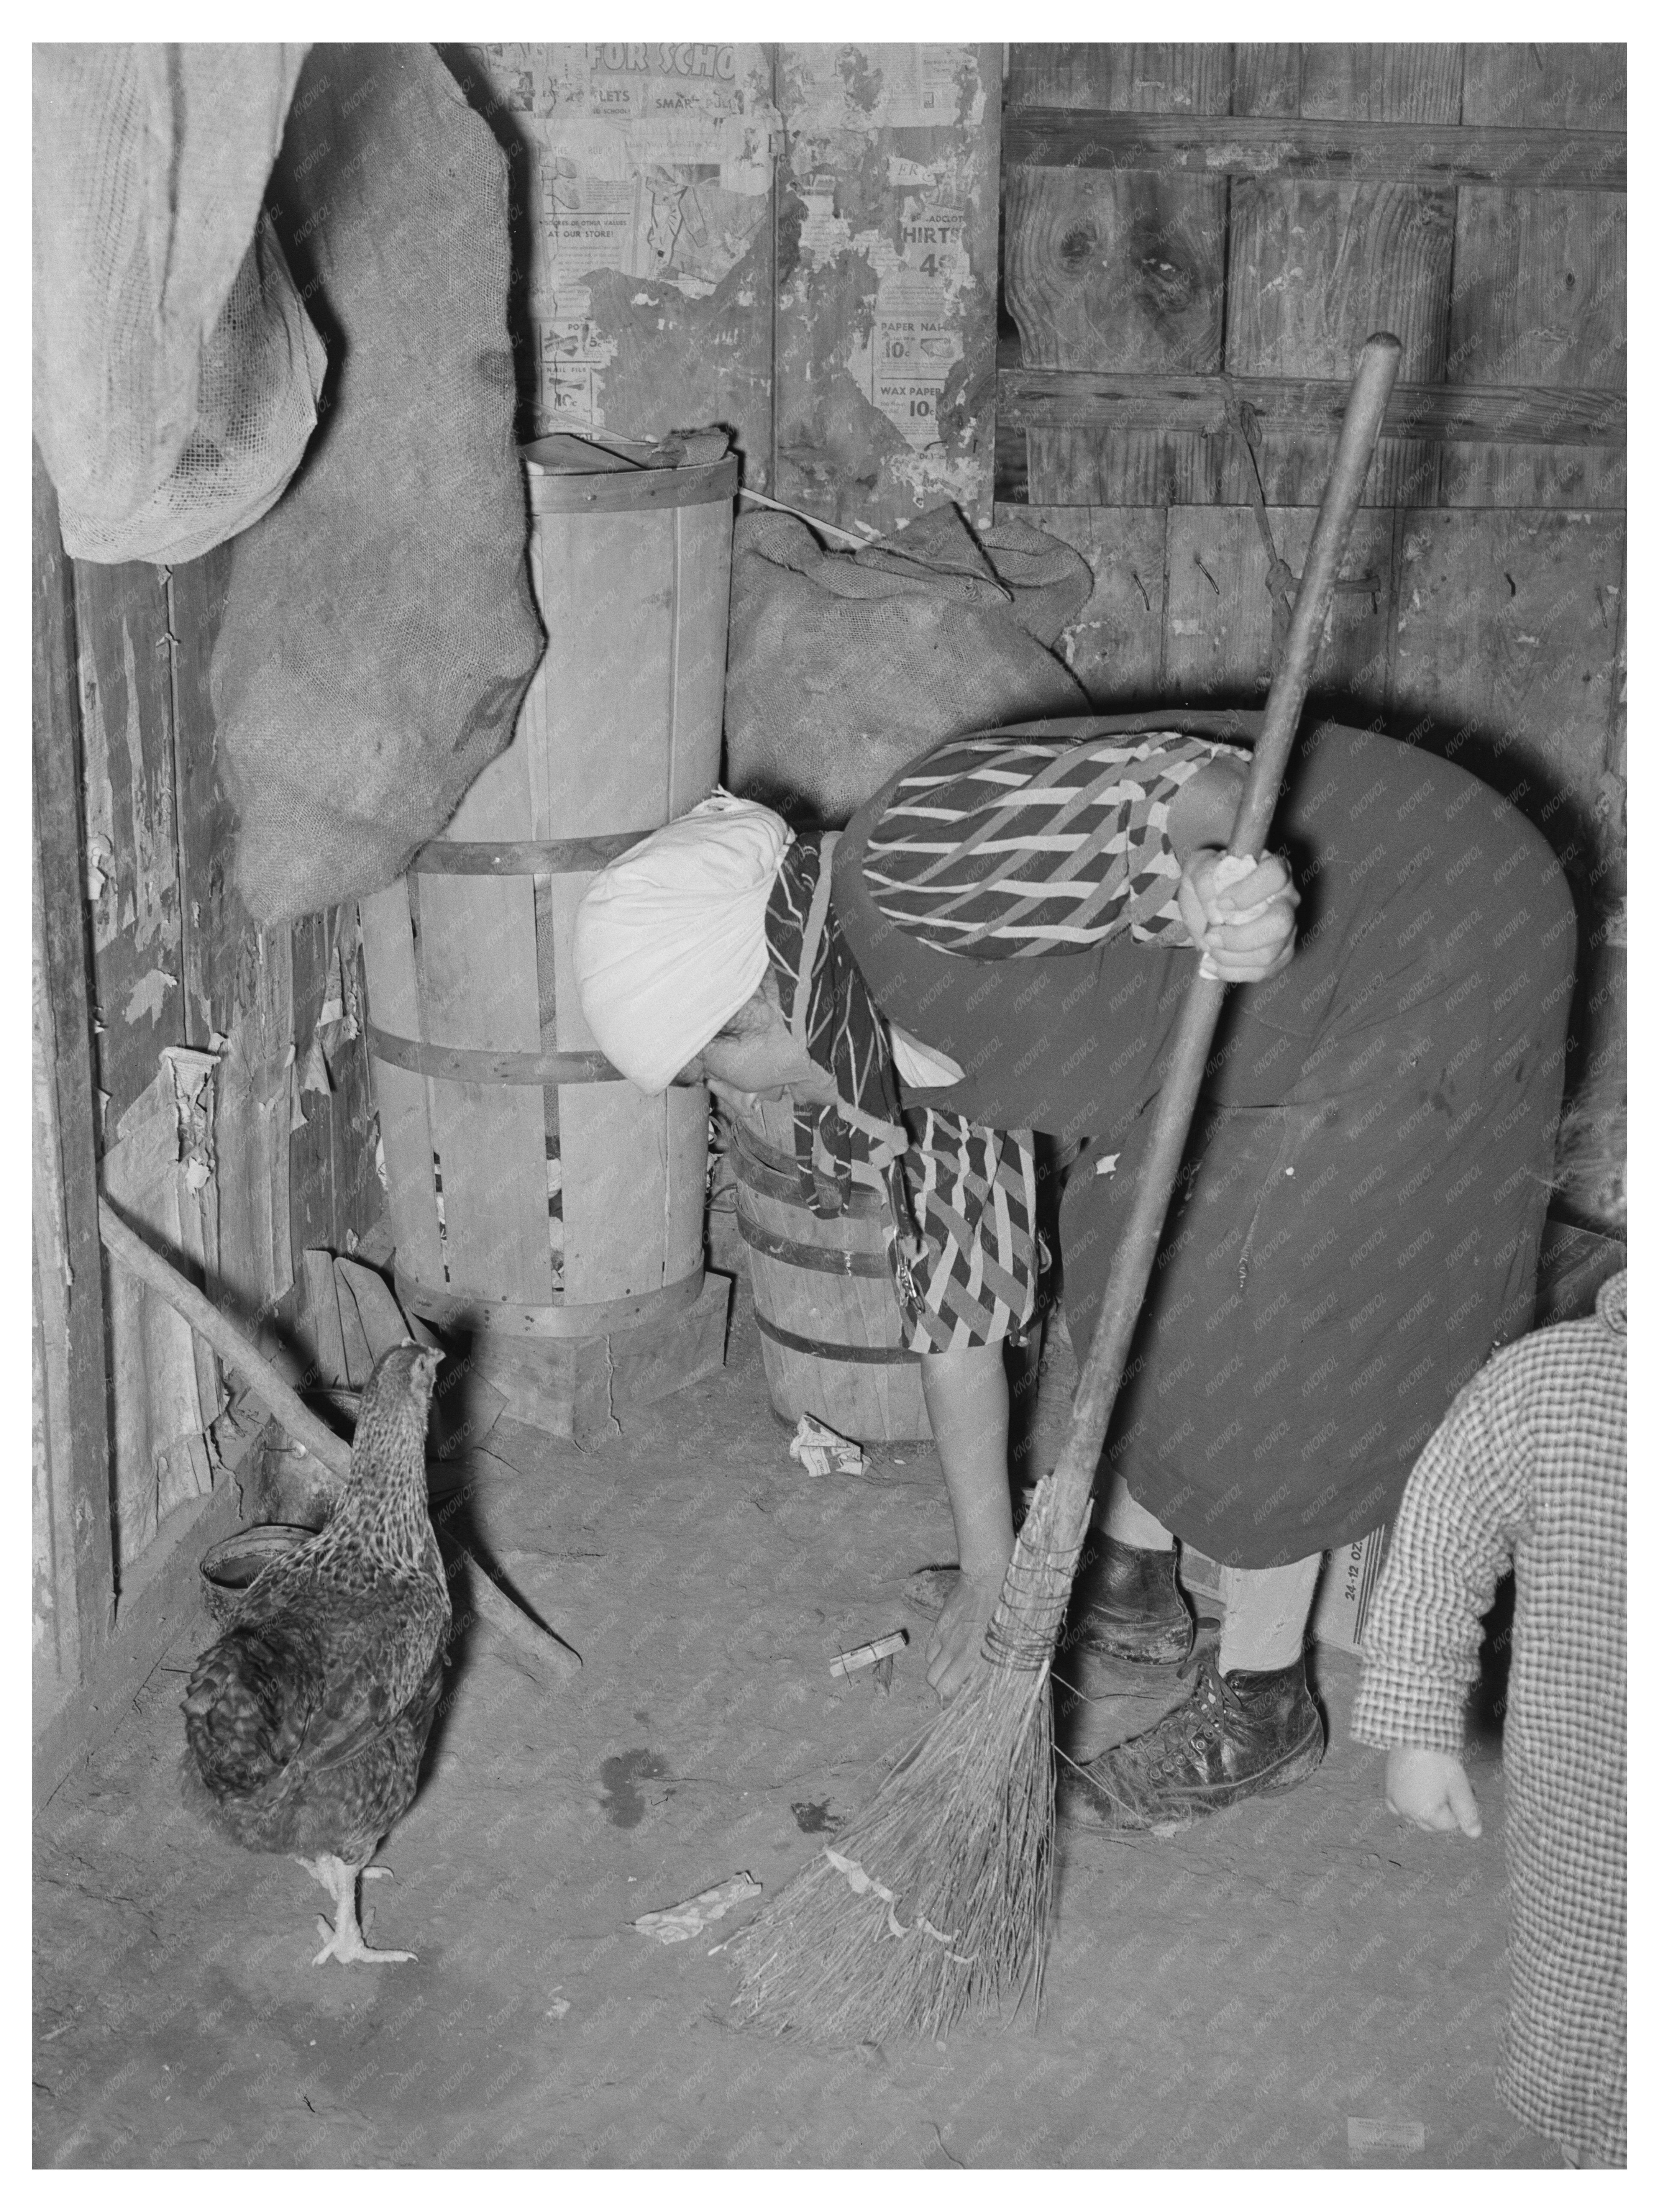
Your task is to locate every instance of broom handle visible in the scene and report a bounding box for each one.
[96,1196,581,1679]
[1042,333,1403,1556]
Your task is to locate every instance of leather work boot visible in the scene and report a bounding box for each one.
[1058,1647,1324,1832]
[1068,1534,1196,1665]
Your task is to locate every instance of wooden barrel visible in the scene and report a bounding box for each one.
[732,1097,931,1443]
[358,435,737,1435]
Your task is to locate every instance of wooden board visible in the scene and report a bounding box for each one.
[1222,52,1459,517]
[287,905,384,1267]
[773,41,1002,536]
[1459,44,1625,130]
[1296,44,1463,123]
[166,542,320,1333]
[999,367,1623,444]
[73,558,186,1130]
[1439,185,1626,508]
[31,449,113,1698]
[169,549,291,1329]
[1001,112,1625,191]
[1004,45,1233,114]
[357,884,444,1287]
[1163,507,1393,715]
[1015,418,1408,512]
[1230,48,1300,118]
[1003,503,1167,703]
[1002,368,1623,511]
[165,545,238,1045]
[1231,45,1468,127]
[1002,167,1226,375]
[209,923,295,1333]
[31,1239,77,1720]
[1002,47,1226,510]
[1390,510,1624,885]
[1019,424,1227,511]
[1446,190,1625,390]
[101,1066,217,1572]
[1224,178,1452,507]
[1436,435,1625,512]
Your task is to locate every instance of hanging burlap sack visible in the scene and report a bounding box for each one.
[32,43,323,566]
[210,44,545,925]
[724,503,1093,822]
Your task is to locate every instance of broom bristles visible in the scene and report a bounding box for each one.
[730,1472,1081,2043]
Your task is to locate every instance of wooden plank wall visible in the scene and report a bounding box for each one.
[33,453,115,1727]
[32,465,388,1723]
[998,40,1627,1009]
[85,534,387,1347]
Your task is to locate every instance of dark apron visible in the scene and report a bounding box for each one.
[832,715,1575,1564]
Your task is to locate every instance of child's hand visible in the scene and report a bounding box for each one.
[1386,1745,1483,1838]
[1177,849,1298,982]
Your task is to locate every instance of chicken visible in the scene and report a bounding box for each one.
[182,1343,451,1964]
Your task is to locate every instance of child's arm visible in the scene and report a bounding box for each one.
[1352,1361,1531,1837]
[1385,1745,1483,1837]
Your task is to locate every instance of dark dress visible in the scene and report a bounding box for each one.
[831,716,1575,1566]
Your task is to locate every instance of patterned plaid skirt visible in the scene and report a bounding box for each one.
[894,1108,1042,1354]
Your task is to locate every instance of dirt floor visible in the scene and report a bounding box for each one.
[33,1262,1557,2170]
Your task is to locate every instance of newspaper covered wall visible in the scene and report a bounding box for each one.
[463,42,1002,532]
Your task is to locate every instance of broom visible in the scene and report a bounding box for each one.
[731,332,1405,2043]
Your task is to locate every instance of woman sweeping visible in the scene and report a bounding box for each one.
[573,715,1575,1830]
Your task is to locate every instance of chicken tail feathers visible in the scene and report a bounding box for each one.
[182,1622,318,1799]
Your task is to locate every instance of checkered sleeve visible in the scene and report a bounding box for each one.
[1351,1361,1534,1753]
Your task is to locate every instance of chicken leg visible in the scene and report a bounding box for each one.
[296,1853,417,1965]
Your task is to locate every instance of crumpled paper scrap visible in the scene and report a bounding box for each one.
[789,1412,866,1479]
[631,1872,762,1946]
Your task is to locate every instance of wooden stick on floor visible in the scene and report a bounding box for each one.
[97,1197,581,1684]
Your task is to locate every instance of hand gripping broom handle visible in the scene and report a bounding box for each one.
[1041,333,1403,1558]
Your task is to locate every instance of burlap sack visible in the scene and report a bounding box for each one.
[724,503,1093,822]
[211,44,544,924]
[32,43,323,565]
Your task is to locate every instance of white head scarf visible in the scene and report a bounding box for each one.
[573,792,794,1094]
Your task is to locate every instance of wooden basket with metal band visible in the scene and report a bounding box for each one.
[358,438,738,1444]
[731,1096,931,1443]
